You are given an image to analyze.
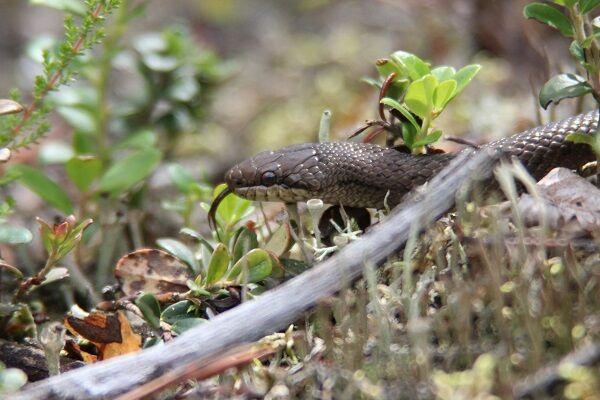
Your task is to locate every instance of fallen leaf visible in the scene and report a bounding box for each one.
[518,168,600,235]
[115,248,192,296]
[64,311,141,361]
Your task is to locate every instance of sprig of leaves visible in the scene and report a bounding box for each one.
[0,0,122,150]
[524,0,600,162]
[362,51,480,154]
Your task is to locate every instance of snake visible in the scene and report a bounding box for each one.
[210,110,598,222]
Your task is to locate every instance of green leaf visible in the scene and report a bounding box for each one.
[167,164,196,194]
[452,64,481,98]
[391,51,430,80]
[30,0,87,16]
[98,148,161,195]
[581,31,600,48]
[392,51,429,81]
[264,223,293,257]
[7,165,73,214]
[539,73,593,109]
[201,184,253,227]
[553,0,577,6]
[39,141,74,165]
[205,243,230,285]
[115,129,157,150]
[375,58,401,79]
[156,238,199,273]
[38,267,69,287]
[0,225,33,245]
[433,79,457,111]
[228,248,273,284]
[579,0,600,14]
[161,300,195,324]
[569,41,585,62]
[566,132,593,145]
[65,156,102,192]
[404,75,438,119]
[171,317,206,334]
[232,226,258,264]
[380,98,420,131]
[412,130,443,147]
[431,66,456,82]
[523,3,574,37]
[135,293,161,330]
[56,107,98,134]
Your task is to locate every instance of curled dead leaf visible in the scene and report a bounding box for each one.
[64,311,141,361]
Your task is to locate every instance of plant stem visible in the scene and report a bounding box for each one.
[9,3,106,145]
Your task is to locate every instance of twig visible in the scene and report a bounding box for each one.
[513,341,600,398]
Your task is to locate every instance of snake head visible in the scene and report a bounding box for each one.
[224,144,325,203]
[208,144,325,229]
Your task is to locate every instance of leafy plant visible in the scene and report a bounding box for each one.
[524,0,600,159]
[360,51,480,153]
[0,0,122,151]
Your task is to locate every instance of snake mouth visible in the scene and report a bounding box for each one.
[234,186,312,203]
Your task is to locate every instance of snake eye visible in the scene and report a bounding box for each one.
[261,171,277,187]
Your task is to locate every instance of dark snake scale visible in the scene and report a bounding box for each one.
[223,111,598,209]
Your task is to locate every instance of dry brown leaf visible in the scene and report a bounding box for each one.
[115,248,192,296]
[64,311,141,362]
[519,168,600,235]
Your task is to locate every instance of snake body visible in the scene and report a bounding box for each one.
[223,111,598,209]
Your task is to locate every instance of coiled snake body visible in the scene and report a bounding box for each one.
[221,111,598,210]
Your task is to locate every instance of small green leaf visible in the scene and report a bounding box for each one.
[523,3,574,37]
[171,317,207,334]
[167,163,203,195]
[581,31,600,48]
[539,73,593,109]
[200,184,253,227]
[98,148,161,195]
[404,75,438,119]
[156,238,199,273]
[7,165,73,214]
[433,79,457,111]
[39,141,74,165]
[65,156,102,192]
[452,64,481,98]
[380,98,420,131]
[228,248,273,284]
[375,58,401,79]
[0,225,33,245]
[579,0,600,14]
[186,279,211,296]
[565,132,594,145]
[391,51,430,80]
[161,300,195,324]
[232,226,258,264]
[30,0,87,16]
[431,66,456,82]
[38,267,69,287]
[56,107,98,134]
[135,293,161,329]
[569,41,585,61]
[412,130,443,147]
[115,129,157,150]
[264,223,293,257]
[205,243,230,284]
